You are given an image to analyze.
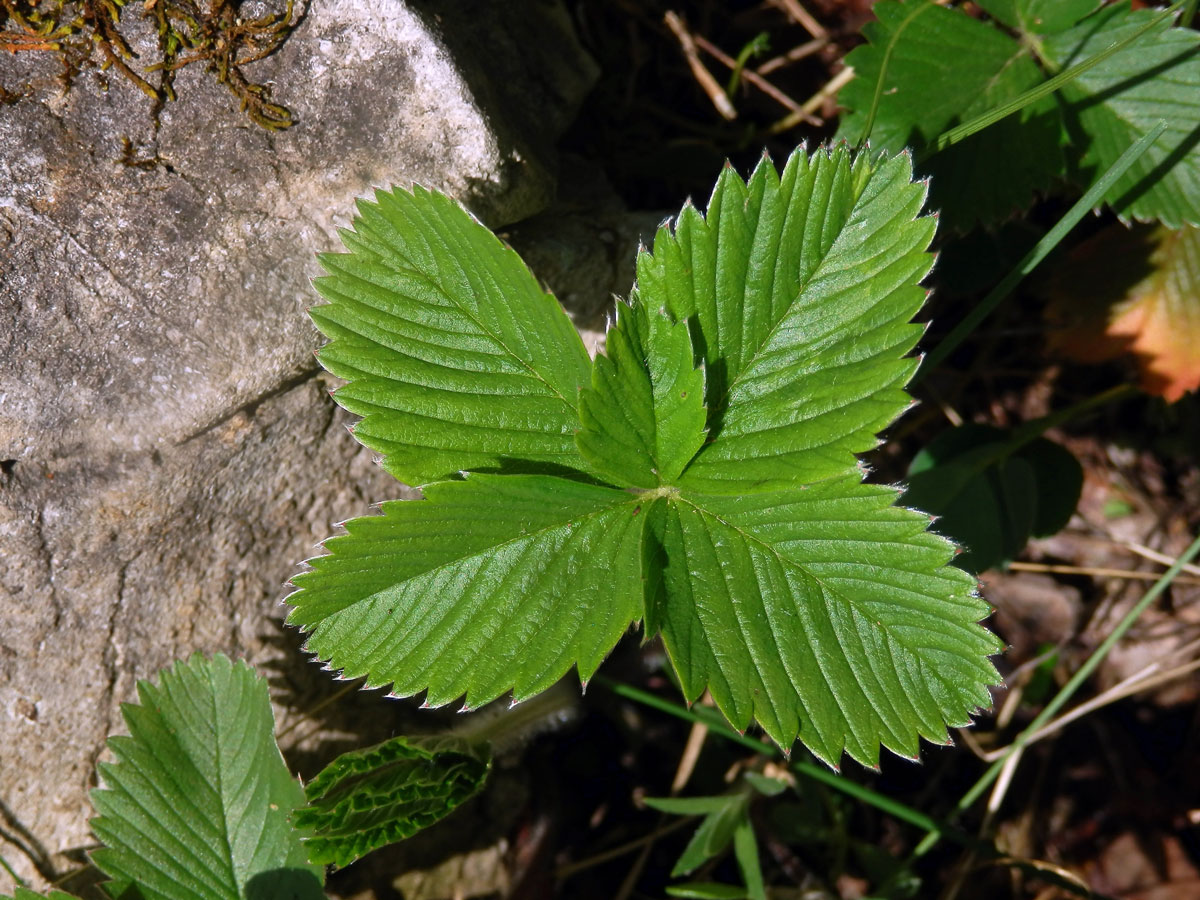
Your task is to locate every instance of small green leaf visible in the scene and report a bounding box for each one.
[732,819,766,900]
[1044,3,1200,227]
[976,0,1100,33]
[577,300,707,487]
[295,735,490,869]
[2,889,80,900]
[89,654,322,900]
[903,424,1083,573]
[312,185,596,486]
[743,772,789,796]
[646,792,750,877]
[287,475,645,708]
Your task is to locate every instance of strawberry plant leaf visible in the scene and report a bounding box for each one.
[577,300,707,488]
[312,185,595,486]
[89,654,322,900]
[649,479,1000,766]
[837,0,1063,229]
[1043,3,1200,227]
[295,735,490,869]
[2,889,80,900]
[638,148,933,492]
[294,145,1002,767]
[287,475,645,708]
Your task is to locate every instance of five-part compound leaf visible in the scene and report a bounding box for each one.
[291,145,1003,768]
[90,654,322,900]
[295,735,490,869]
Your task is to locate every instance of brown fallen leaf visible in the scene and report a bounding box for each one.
[1046,223,1200,402]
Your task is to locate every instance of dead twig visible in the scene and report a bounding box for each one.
[663,10,736,121]
[1006,560,1200,586]
[691,32,821,126]
[767,0,828,40]
[765,65,854,135]
[757,36,827,76]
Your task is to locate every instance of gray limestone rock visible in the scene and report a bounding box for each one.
[0,1,619,891]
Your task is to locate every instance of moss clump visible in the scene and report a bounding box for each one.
[0,0,301,128]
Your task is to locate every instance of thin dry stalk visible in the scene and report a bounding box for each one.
[664,10,737,120]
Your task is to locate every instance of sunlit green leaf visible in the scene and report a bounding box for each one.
[288,475,645,708]
[312,185,595,486]
[294,145,1001,768]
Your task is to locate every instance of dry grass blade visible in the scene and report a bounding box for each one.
[1007,560,1200,586]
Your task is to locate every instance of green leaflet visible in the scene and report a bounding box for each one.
[288,475,645,708]
[904,424,1084,574]
[292,145,1002,768]
[1,890,80,900]
[89,655,322,900]
[577,299,707,487]
[639,149,933,492]
[837,0,1062,229]
[976,0,1100,34]
[312,185,595,486]
[295,735,490,869]
[650,480,999,766]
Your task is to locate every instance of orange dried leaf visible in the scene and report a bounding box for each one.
[1046,224,1200,402]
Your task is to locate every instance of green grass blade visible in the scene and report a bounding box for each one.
[917,120,1167,380]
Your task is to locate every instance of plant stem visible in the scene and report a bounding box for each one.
[451,679,582,754]
[915,120,1167,382]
